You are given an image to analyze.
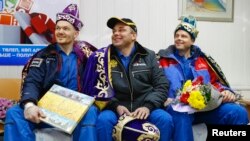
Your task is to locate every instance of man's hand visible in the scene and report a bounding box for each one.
[131,107,150,120]
[221,90,236,103]
[164,98,174,107]
[116,105,131,116]
[24,103,46,123]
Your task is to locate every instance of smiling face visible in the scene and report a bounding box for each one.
[174,30,194,53]
[111,22,136,49]
[55,20,79,46]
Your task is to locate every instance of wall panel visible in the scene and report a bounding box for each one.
[1,0,249,96]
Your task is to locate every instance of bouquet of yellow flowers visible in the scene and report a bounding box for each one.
[172,76,223,114]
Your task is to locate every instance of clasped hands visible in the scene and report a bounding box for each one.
[116,105,150,120]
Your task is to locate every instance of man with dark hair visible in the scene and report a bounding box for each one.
[83,17,174,141]
[158,15,249,141]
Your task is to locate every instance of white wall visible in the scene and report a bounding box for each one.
[79,0,250,97]
[1,0,249,97]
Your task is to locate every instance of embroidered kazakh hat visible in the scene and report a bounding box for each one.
[56,4,83,31]
[112,115,160,141]
[175,15,199,40]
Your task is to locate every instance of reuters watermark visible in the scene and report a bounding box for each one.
[212,129,246,136]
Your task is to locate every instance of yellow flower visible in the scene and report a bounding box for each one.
[187,90,206,110]
[182,80,192,93]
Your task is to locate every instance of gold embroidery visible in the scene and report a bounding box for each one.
[137,123,160,141]
[112,115,160,141]
[108,47,113,87]
[94,51,110,98]
[76,41,94,58]
[137,133,160,141]
[81,46,93,58]
[112,115,136,141]
[110,59,118,68]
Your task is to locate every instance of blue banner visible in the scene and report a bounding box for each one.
[0,0,3,11]
[0,44,46,65]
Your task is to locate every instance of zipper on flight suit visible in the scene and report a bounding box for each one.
[114,56,134,112]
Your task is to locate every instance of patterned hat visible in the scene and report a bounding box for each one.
[175,15,199,40]
[107,17,137,33]
[112,115,160,141]
[56,4,83,31]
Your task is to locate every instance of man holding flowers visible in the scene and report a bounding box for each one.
[158,15,249,141]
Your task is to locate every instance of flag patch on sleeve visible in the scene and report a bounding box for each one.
[30,58,43,67]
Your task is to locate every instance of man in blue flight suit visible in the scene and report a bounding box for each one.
[4,4,98,141]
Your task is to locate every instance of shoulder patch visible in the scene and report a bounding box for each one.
[30,58,43,67]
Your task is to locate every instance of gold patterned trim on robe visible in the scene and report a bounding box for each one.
[77,41,95,58]
[107,47,113,87]
[94,48,112,110]
[203,53,230,87]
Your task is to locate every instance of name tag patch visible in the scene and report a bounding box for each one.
[133,62,146,67]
